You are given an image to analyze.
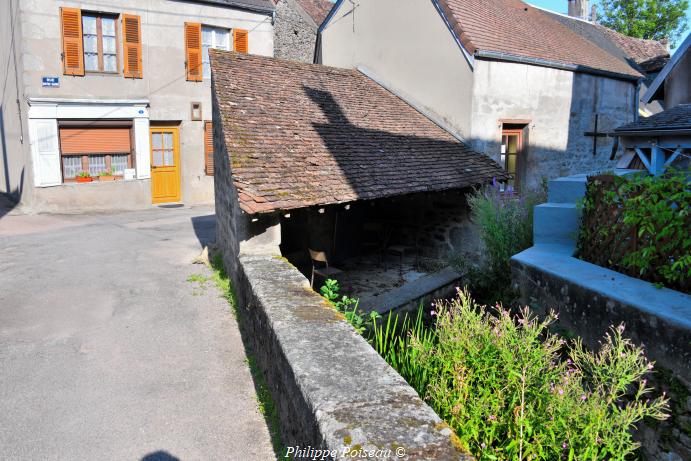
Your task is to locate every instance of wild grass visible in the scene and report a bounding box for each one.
[208,253,286,458]
[458,183,544,304]
[322,279,670,460]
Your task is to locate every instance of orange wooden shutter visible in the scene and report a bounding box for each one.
[185,22,202,81]
[233,29,248,54]
[122,14,142,78]
[60,7,84,76]
[204,121,214,175]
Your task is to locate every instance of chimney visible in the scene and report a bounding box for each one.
[567,0,590,20]
[591,4,597,23]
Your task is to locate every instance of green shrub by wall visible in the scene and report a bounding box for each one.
[577,170,690,293]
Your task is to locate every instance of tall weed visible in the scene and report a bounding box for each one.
[465,183,544,303]
[411,290,669,460]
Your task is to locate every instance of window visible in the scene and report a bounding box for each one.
[61,154,131,180]
[58,126,133,181]
[500,127,524,192]
[151,131,175,167]
[202,25,230,79]
[82,14,118,73]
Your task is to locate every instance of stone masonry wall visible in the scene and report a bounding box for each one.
[274,0,319,63]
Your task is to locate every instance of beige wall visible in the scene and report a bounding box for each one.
[319,0,474,139]
[0,0,30,202]
[471,59,636,190]
[15,0,273,211]
[665,50,691,109]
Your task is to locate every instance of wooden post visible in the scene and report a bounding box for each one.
[650,144,664,176]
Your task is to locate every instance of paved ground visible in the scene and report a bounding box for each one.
[0,206,275,460]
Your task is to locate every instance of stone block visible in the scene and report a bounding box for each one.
[533,203,580,247]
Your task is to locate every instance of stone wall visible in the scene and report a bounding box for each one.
[274,0,319,63]
[233,254,472,460]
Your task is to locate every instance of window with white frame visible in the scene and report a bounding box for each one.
[202,25,231,79]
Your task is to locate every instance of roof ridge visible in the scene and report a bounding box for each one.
[437,0,641,78]
[209,49,360,77]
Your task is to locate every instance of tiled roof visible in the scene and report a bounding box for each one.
[295,0,333,26]
[615,105,691,133]
[542,9,669,73]
[197,0,275,12]
[209,50,508,214]
[598,27,669,69]
[437,0,642,79]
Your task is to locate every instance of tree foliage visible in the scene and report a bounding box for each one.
[598,0,689,45]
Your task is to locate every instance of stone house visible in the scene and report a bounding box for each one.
[273,0,333,63]
[317,0,663,191]
[209,50,507,277]
[0,0,274,212]
[644,32,691,111]
[541,6,669,115]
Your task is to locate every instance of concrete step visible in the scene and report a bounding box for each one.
[533,203,581,246]
[547,175,587,204]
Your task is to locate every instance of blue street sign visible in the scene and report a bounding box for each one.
[42,77,60,88]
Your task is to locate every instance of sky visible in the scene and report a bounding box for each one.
[527,0,691,53]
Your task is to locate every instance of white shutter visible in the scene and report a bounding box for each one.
[30,119,62,186]
[134,118,151,179]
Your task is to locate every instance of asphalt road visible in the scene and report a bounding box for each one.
[0,206,275,460]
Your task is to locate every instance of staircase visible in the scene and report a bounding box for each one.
[533,170,639,254]
[532,174,588,254]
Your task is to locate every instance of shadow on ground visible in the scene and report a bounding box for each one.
[141,451,180,461]
[191,214,216,248]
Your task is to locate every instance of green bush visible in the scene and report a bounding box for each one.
[578,170,691,293]
[321,281,669,459]
[464,183,544,303]
[406,290,668,460]
[320,279,379,335]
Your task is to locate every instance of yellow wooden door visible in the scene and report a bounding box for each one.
[150,127,181,204]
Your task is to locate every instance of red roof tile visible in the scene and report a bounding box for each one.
[437,0,642,79]
[597,26,669,70]
[209,50,508,214]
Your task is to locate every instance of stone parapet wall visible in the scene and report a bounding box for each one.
[511,246,691,385]
[231,254,472,460]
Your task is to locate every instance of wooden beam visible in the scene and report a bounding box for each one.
[634,147,652,172]
[663,147,682,168]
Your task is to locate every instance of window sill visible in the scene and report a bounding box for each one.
[62,176,136,185]
[84,71,122,77]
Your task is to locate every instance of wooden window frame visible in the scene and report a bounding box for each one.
[501,127,524,192]
[82,12,120,74]
[201,25,231,80]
